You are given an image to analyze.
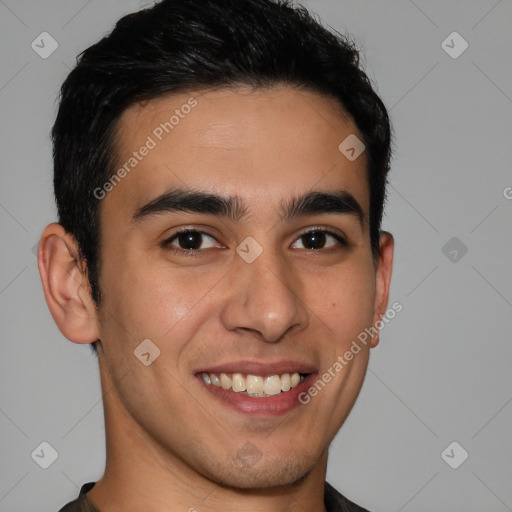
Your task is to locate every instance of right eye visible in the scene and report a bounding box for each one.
[162,229,221,253]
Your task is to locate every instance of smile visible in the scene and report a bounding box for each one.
[201,371,306,397]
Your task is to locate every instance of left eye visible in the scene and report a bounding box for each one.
[291,230,344,250]
[165,230,219,251]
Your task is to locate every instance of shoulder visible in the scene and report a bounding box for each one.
[324,481,373,512]
[57,482,98,512]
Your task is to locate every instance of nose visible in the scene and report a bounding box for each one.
[220,249,309,343]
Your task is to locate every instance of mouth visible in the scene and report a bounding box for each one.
[195,362,317,416]
[199,371,307,397]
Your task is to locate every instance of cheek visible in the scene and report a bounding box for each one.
[305,260,376,344]
[100,252,223,345]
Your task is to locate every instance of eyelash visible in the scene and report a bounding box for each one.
[161,227,348,256]
[294,227,349,250]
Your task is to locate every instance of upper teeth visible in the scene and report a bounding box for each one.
[201,372,303,396]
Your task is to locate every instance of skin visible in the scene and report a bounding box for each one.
[38,85,394,512]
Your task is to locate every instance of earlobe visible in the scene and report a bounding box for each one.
[38,223,100,344]
[370,231,394,348]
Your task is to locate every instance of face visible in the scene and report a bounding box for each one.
[94,85,391,488]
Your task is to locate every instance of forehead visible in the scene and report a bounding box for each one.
[104,85,369,224]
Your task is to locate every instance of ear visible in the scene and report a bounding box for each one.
[370,231,394,348]
[37,223,100,344]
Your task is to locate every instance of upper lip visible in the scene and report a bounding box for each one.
[195,360,317,376]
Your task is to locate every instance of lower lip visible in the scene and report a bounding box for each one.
[197,373,318,416]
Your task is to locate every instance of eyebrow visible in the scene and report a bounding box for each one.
[132,187,365,227]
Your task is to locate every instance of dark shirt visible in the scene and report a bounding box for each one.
[58,481,371,512]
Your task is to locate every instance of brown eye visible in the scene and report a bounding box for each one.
[165,230,218,251]
[301,231,326,249]
[291,230,346,250]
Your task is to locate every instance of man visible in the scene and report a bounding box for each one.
[38,0,394,510]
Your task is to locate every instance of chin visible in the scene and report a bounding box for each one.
[204,450,319,490]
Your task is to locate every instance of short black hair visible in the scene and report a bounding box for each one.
[52,0,392,353]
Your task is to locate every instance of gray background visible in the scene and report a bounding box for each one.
[0,1,511,511]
